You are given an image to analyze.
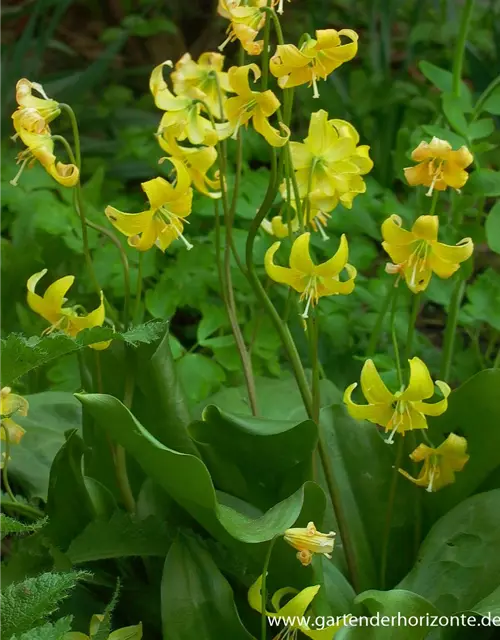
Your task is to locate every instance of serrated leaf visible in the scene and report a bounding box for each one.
[0,515,47,540]
[67,512,174,564]
[1,321,168,384]
[1,571,88,640]
[12,617,73,640]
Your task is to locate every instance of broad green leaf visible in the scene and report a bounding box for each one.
[485,201,500,254]
[442,93,468,136]
[418,61,472,110]
[1,321,169,384]
[482,85,500,115]
[189,405,317,510]
[67,512,174,564]
[398,490,500,614]
[415,370,500,520]
[176,353,226,405]
[467,118,494,141]
[12,617,73,640]
[336,589,441,639]
[464,169,500,197]
[1,515,47,539]
[9,392,81,500]
[76,393,326,547]
[319,405,416,592]
[462,270,500,331]
[197,305,228,344]
[161,536,255,640]
[322,559,358,617]
[45,431,95,550]
[1,571,88,640]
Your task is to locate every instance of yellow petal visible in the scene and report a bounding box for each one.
[270,44,309,77]
[404,163,430,187]
[432,237,473,265]
[319,263,357,296]
[105,206,154,238]
[290,141,314,170]
[289,232,315,274]
[442,163,469,189]
[329,118,360,144]
[129,218,163,252]
[435,433,469,470]
[305,110,340,157]
[314,234,348,277]
[278,585,321,618]
[271,587,298,613]
[27,270,73,325]
[265,242,305,292]
[142,177,175,210]
[252,113,289,147]
[412,379,450,416]
[381,215,415,246]
[412,215,438,242]
[248,575,268,614]
[1,418,26,445]
[360,359,394,404]
[228,63,260,96]
[400,357,435,401]
[402,260,432,293]
[156,220,184,252]
[256,90,281,118]
[70,291,106,333]
[150,60,175,109]
[343,383,394,425]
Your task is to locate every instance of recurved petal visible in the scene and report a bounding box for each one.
[360,359,394,405]
[128,218,161,252]
[381,215,415,246]
[105,206,154,238]
[252,113,289,147]
[270,45,310,77]
[436,433,469,470]
[412,215,438,242]
[265,242,305,292]
[70,291,106,333]
[142,177,175,209]
[401,357,435,401]
[314,234,348,277]
[163,157,192,194]
[318,264,356,296]
[228,63,260,96]
[411,140,434,162]
[248,575,269,615]
[289,232,315,274]
[329,118,360,144]
[343,383,394,425]
[278,585,321,618]
[442,163,469,189]
[432,237,473,265]
[451,145,473,169]
[257,89,281,117]
[48,161,79,187]
[412,380,450,416]
[1,418,26,445]
[150,60,174,107]
[43,275,75,310]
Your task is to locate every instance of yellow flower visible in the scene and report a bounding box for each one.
[65,614,142,640]
[404,137,473,196]
[290,111,372,209]
[344,358,450,444]
[218,1,267,56]
[270,29,358,97]
[156,124,221,199]
[105,158,193,252]
[171,52,230,120]
[265,232,356,318]
[249,575,345,639]
[150,62,230,145]
[399,433,469,493]
[261,213,299,239]
[284,521,336,566]
[1,387,29,446]
[13,78,60,133]
[382,214,473,293]
[10,126,79,188]
[27,270,109,350]
[225,64,290,147]
[264,191,338,240]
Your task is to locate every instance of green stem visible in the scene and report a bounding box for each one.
[405,293,421,362]
[59,103,81,167]
[472,74,500,120]
[2,499,44,520]
[379,437,404,589]
[451,0,475,98]
[440,276,466,381]
[262,6,285,46]
[391,286,404,386]
[1,425,18,503]
[429,189,439,216]
[307,314,320,424]
[134,253,143,324]
[261,536,278,640]
[366,281,395,357]
[260,0,273,91]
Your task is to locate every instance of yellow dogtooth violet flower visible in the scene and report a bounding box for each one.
[27,270,110,350]
[344,358,451,444]
[249,575,345,639]
[399,433,469,493]
[284,521,336,567]
[171,52,230,120]
[290,111,372,209]
[1,387,29,447]
[404,137,473,196]
[156,124,221,199]
[261,213,299,239]
[150,61,230,146]
[105,158,193,253]
[13,78,60,133]
[10,125,79,188]
[64,614,142,640]
[270,29,358,97]
[382,214,473,294]
[225,64,290,147]
[218,0,267,56]
[265,232,357,318]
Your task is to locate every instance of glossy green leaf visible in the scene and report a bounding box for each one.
[189,405,317,510]
[485,201,500,254]
[398,490,500,614]
[337,589,441,639]
[161,536,254,640]
[76,393,326,546]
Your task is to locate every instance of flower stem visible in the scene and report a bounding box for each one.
[307,314,320,424]
[440,276,466,381]
[472,74,500,120]
[405,293,421,362]
[260,536,278,640]
[379,436,404,589]
[134,253,143,324]
[391,286,404,386]
[429,189,439,216]
[1,425,18,503]
[451,0,475,99]
[260,0,273,91]
[366,281,395,357]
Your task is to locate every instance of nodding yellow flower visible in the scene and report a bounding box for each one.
[13,78,60,133]
[27,270,109,350]
[1,387,29,447]
[382,214,473,294]
[261,214,299,238]
[105,158,193,253]
[150,61,230,146]
[284,521,336,566]
[225,64,290,147]
[264,191,338,240]
[344,358,450,444]
[218,1,267,56]
[290,111,372,209]
[270,29,358,97]
[399,433,469,493]
[171,52,230,120]
[404,137,473,196]
[249,575,345,639]
[265,232,356,318]
[10,126,79,188]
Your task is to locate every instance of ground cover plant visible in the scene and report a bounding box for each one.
[1,0,500,638]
